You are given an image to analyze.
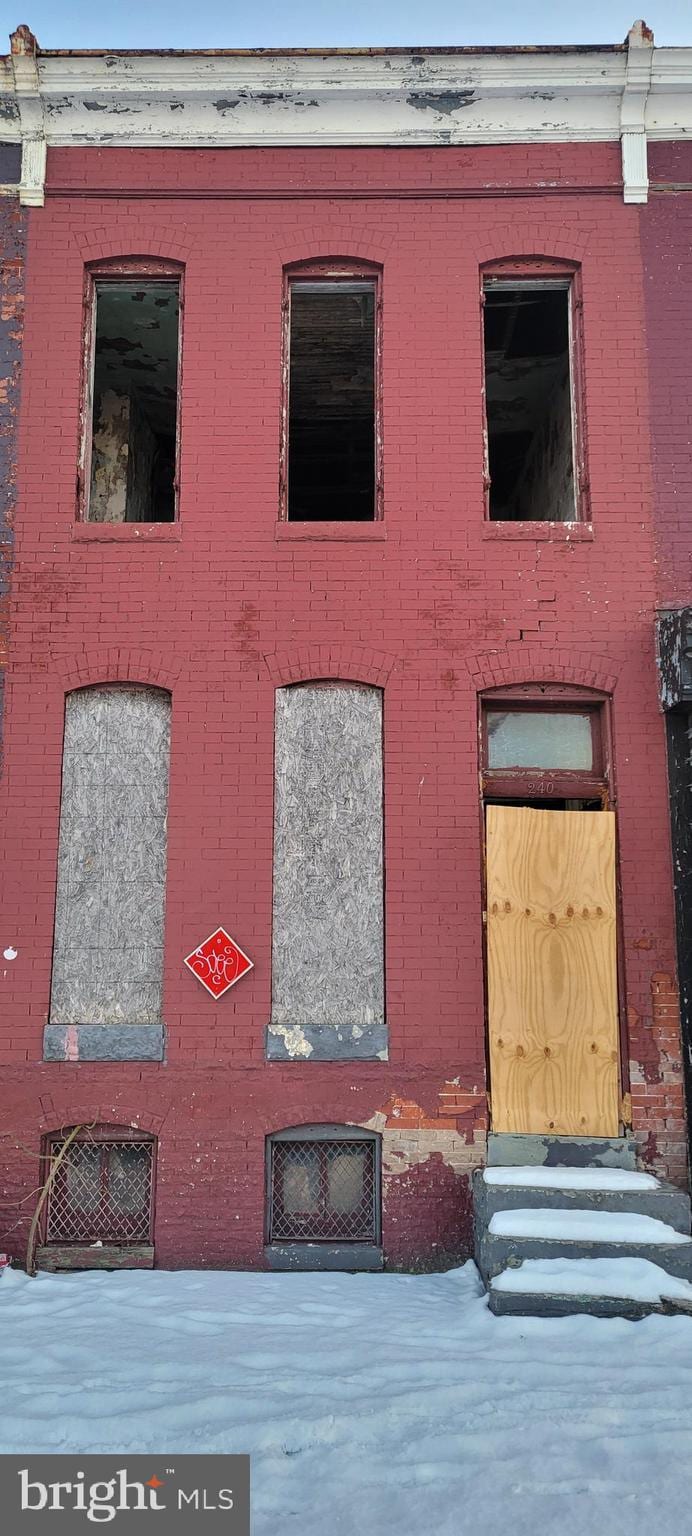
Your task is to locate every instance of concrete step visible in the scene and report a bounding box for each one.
[487,1133,636,1170]
[488,1255,692,1319]
[473,1167,691,1234]
[488,1288,692,1319]
[478,1213,692,1284]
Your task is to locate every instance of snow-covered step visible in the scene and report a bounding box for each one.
[490,1208,690,1244]
[478,1204,692,1284]
[489,1256,692,1319]
[473,1166,690,1233]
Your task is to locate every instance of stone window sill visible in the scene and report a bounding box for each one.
[265,1243,383,1272]
[481,521,594,542]
[72,522,181,544]
[43,1023,165,1062]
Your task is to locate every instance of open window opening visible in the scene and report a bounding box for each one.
[267,1127,381,1247]
[284,268,379,521]
[483,277,579,523]
[85,273,180,523]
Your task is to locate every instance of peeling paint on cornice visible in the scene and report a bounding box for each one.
[1,21,691,206]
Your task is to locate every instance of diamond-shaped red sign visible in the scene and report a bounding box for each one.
[184,927,254,999]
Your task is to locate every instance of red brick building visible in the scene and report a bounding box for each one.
[1,22,691,1272]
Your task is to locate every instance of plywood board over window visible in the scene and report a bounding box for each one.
[486,805,619,1136]
[49,686,171,1027]
[271,683,384,1036]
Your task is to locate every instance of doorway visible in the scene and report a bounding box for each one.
[480,691,621,1137]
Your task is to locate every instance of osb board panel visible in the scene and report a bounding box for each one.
[486,805,619,1137]
[50,687,170,1025]
[271,683,384,1030]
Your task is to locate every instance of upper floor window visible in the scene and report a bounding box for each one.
[81,260,181,524]
[282,262,381,521]
[482,262,587,523]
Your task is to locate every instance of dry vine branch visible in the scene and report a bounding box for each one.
[25,1124,84,1277]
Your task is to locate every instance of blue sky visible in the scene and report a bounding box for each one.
[11,1,692,51]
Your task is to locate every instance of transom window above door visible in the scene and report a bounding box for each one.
[481,689,609,804]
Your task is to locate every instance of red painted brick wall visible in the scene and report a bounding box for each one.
[0,141,686,1269]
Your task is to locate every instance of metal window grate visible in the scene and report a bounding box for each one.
[269,1137,377,1242]
[46,1138,154,1245]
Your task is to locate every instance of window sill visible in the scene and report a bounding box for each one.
[276,521,386,543]
[265,1243,383,1272]
[43,1023,165,1062]
[36,1244,155,1272]
[72,522,181,544]
[481,521,594,542]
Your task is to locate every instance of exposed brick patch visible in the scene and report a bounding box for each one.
[631,972,688,1186]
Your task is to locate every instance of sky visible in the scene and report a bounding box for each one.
[10,0,692,52]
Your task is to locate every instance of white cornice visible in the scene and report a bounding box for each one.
[1,23,692,205]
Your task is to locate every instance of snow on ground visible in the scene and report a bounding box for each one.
[3,1262,692,1536]
[488,1207,691,1244]
[483,1166,660,1191]
[491,1256,692,1301]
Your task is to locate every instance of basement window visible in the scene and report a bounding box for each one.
[483,275,584,523]
[83,268,180,523]
[44,1130,155,1246]
[267,1127,380,1244]
[283,267,380,521]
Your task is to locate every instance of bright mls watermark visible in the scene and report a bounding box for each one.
[2,1456,250,1531]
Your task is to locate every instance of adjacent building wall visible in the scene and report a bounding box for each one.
[0,143,25,763]
[642,147,692,1170]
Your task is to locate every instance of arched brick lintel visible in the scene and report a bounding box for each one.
[466,647,620,696]
[263,643,397,688]
[470,224,591,265]
[73,223,194,263]
[52,649,180,694]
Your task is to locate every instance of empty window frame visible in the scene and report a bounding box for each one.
[49,686,171,1027]
[282,264,381,521]
[267,1127,380,1244]
[482,266,586,523]
[43,1128,155,1246]
[81,261,181,523]
[271,682,384,1030]
[481,689,608,805]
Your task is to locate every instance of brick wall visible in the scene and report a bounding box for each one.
[0,140,686,1268]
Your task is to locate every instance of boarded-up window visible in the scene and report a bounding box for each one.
[271,683,384,1028]
[49,687,171,1026]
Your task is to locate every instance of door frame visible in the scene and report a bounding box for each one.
[477,684,630,1132]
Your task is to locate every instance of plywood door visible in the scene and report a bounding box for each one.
[486,805,620,1136]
